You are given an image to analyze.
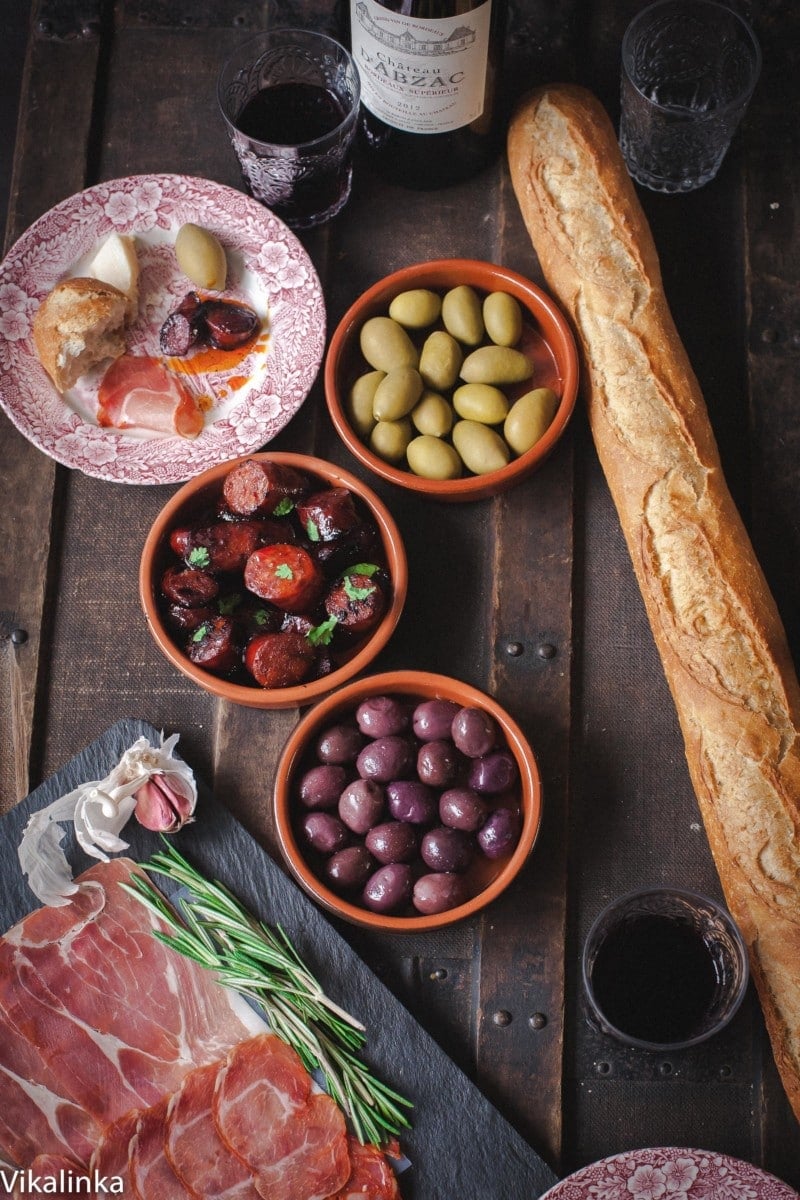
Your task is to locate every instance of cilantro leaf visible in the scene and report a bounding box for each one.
[253,608,272,626]
[192,622,210,642]
[343,575,376,602]
[346,562,379,578]
[305,517,321,543]
[188,546,211,568]
[273,497,295,517]
[217,594,242,615]
[307,616,339,647]
[275,563,294,580]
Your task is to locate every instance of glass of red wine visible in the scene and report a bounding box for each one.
[218,29,361,230]
[582,887,749,1050]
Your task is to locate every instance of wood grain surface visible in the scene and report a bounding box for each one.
[1,0,798,1188]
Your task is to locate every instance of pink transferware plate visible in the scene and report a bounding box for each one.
[542,1149,799,1200]
[0,174,325,484]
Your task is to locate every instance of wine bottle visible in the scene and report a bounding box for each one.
[347,0,507,189]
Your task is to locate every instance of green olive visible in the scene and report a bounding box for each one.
[460,345,534,386]
[369,417,414,463]
[504,387,559,455]
[419,330,463,391]
[483,291,523,347]
[452,383,510,425]
[372,366,424,421]
[346,370,385,438]
[359,316,419,372]
[452,420,511,475]
[411,390,455,437]
[388,289,442,329]
[175,223,227,290]
[407,435,463,481]
[441,285,485,346]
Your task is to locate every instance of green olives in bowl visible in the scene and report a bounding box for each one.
[324,259,579,502]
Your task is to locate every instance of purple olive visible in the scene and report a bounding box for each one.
[338,778,385,835]
[468,749,519,795]
[477,807,522,860]
[439,787,488,832]
[301,812,349,855]
[316,723,365,765]
[325,845,376,891]
[356,736,416,783]
[355,696,410,738]
[298,764,348,810]
[412,872,470,915]
[362,864,413,913]
[412,699,461,742]
[420,826,474,873]
[365,821,418,864]
[386,779,437,824]
[451,706,498,758]
[417,739,461,788]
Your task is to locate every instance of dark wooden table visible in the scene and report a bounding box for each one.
[1,0,799,1192]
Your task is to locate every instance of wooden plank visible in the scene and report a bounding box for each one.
[743,2,800,1185]
[1,30,102,806]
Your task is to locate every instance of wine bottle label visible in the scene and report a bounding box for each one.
[350,0,492,135]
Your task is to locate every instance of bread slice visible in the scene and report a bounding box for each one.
[86,233,139,322]
[33,277,128,392]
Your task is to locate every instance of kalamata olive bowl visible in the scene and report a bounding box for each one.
[274,670,543,931]
[324,259,579,503]
[139,452,407,710]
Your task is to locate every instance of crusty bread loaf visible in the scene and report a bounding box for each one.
[33,276,128,392]
[508,84,800,1121]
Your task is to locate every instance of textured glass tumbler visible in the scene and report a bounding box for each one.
[218,30,360,230]
[582,887,749,1051]
[619,0,761,193]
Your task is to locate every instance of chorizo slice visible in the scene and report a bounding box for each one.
[244,544,324,614]
[186,616,239,674]
[297,488,361,543]
[244,631,317,689]
[222,460,310,517]
[161,565,219,608]
[325,568,388,637]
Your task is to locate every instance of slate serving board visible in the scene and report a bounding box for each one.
[0,718,558,1200]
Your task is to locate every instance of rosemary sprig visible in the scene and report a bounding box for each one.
[121,840,412,1146]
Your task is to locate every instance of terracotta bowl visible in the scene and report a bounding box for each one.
[274,670,543,931]
[324,258,579,502]
[139,453,408,710]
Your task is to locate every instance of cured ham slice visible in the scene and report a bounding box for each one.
[97,354,205,438]
[0,1063,99,1169]
[90,1109,139,1192]
[214,1034,350,1200]
[27,1155,89,1199]
[166,1063,261,1199]
[331,1139,401,1199]
[0,858,265,1165]
[130,1098,196,1199]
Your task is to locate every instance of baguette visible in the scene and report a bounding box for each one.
[508,84,800,1121]
[33,276,128,392]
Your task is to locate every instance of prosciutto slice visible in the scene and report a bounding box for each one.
[97,354,205,438]
[166,1063,261,1199]
[0,858,265,1166]
[90,1110,139,1192]
[332,1138,401,1199]
[214,1034,351,1200]
[130,1098,195,1199]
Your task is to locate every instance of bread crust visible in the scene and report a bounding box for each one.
[33,276,128,392]
[508,84,800,1121]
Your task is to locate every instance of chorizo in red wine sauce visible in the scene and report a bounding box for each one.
[157,461,392,690]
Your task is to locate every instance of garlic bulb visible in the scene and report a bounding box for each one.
[18,733,197,906]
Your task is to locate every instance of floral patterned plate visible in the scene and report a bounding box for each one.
[0,174,325,484]
[543,1149,798,1200]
